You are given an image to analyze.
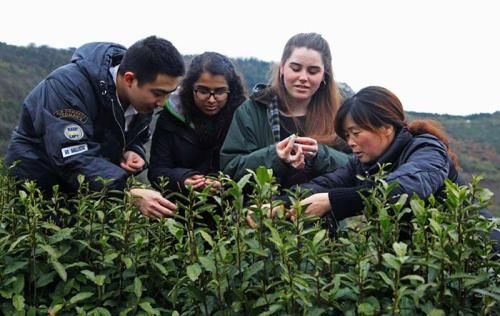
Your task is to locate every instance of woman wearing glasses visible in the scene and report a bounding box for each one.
[220,33,352,189]
[148,52,247,194]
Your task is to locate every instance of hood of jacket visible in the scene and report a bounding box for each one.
[71,42,127,107]
[162,91,196,129]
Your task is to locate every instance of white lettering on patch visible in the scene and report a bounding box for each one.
[61,144,88,158]
[64,124,84,141]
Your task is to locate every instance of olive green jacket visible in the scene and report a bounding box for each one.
[220,97,349,182]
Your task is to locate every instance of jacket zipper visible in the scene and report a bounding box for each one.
[126,122,149,147]
[99,80,126,153]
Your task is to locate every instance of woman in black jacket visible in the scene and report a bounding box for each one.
[268,86,461,227]
[148,52,247,194]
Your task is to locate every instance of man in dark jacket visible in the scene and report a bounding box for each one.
[5,36,185,218]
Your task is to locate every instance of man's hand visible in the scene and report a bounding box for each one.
[121,151,145,174]
[129,188,176,218]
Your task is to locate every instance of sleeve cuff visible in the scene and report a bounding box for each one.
[328,186,366,221]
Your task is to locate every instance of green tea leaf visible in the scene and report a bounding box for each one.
[134,277,142,298]
[48,304,64,315]
[103,252,119,263]
[36,271,56,288]
[152,262,169,277]
[81,270,96,282]
[428,309,445,316]
[8,235,29,252]
[166,219,184,242]
[95,275,106,286]
[3,260,28,275]
[199,230,214,247]
[40,244,60,260]
[243,261,264,281]
[12,294,25,311]
[69,292,93,304]
[401,275,425,283]
[187,263,202,281]
[51,260,67,281]
[139,302,160,315]
[199,256,216,273]
[122,256,133,269]
[382,253,401,271]
[312,230,327,247]
[376,271,394,290]
[89,307,112,316]
[392,242,408,257]
[13,275,24,294]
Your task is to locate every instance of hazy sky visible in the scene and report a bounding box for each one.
[2,0,499,115]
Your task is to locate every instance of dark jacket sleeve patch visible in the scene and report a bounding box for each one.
[54,108,88,123]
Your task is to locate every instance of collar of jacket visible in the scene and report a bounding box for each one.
[250,84,281,142]
[363,127,413,175]
[163,97,195,129]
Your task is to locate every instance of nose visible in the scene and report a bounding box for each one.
[155,95,168,108]
[207,93,217,102]
[298,70,308,82]
[347,137,356,148]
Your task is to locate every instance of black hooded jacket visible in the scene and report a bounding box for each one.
[5,42,152,192]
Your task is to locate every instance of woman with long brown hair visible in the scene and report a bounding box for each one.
[220,32,351,188]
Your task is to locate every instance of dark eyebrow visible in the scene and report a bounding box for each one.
[307,65,322,71]
[153,87,178,95]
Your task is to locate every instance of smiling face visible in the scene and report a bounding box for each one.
[121,72,180,113]
[192,72,230,116]
[343,115,395,164]
[280,47,325,105]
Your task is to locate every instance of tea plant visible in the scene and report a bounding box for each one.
[0,161,499,315]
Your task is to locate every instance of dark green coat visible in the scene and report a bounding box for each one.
[220,98,349,186]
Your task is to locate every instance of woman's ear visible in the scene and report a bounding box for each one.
[380,124,395,137]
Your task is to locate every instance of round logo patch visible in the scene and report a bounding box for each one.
[63,124,84,141]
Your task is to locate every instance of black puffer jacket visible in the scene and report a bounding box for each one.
[5,42,152,192]
[298,128,461,221]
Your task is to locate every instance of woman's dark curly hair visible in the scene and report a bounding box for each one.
[178,51,247,119]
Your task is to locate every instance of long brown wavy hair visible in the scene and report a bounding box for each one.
[265,33,342,145]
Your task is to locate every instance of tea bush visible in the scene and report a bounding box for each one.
[0,163,499,315]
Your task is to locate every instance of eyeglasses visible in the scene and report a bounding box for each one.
[194,86,230,101]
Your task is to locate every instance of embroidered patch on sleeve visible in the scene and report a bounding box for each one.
[54,109,88,123]
[64,124,85,141]
[61,144,88,158]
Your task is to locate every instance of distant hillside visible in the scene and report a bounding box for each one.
[0,43,75,151]
[408,112,500,214]
[1,42,498,214]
